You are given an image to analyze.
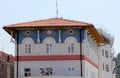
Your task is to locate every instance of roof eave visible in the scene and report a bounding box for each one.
[86,25,105,44]
[3,24,105,45]
[3,24,88,34]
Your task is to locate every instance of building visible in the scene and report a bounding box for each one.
[3,18,115,78]
[98,29,116,78]
[0,51,14,78]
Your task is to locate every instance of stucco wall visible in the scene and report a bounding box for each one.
[15,61,81,77]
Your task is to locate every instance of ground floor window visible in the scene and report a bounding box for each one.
[24,68,31,77]
[67,67,75,76]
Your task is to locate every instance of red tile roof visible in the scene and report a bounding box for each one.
[3,17,104,44]
[5,18,92,27]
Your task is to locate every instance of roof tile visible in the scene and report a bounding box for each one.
[6,18,92,27]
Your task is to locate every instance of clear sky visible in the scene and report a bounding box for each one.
[0,0,120,56]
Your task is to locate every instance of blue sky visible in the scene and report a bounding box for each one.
[0,0,120,55]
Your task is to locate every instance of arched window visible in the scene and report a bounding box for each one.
[65,37,77,54]
[43,37,56,54]
[22,37,34,54]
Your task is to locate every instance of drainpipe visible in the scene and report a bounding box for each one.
[80,29,83,77]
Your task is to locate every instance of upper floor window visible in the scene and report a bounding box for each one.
[65,37,77,54]
[68,43,74,53]
[43,37,56,54]
[46,43,52,53]
[25,44,31,54]
[102,49,104,56]
[25,31,31,35]
[103,63,104,70]
[22,37,34,54]
[24,68,31,77]
[68,30,74,34]
[105,51,109,58]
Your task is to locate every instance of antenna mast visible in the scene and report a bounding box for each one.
[56,0,58,18]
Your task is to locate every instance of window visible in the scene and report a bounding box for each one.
[106,65,109,72]
[102,49,104,56]
[43,37,55,54]
[22,38,34,54]
[68,43,74,53]
[7,55,10,62]
[68,30,74,34]
[40,68,53,76]
[103,63,104,70]
[65,37,77,54]
[71,43,74,53]
[24,68,31,77]
[68,68,74,71]
[26,31,31,35]
[86,69,88,78]
[68,68,75,76]
[46,43,52,53]
[25,44,31,53]
[105,51,109,58]
[91,71,94,78]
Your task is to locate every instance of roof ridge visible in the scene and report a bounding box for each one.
[6,17,92,27]
[6,18,54,27]
[57,18,92,25]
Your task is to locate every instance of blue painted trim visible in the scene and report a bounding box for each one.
[15,29,85,44]
[40,29,59,43]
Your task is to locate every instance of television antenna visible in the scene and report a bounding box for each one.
[56,0,58,18]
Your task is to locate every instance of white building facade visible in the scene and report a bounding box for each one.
[98,29,116,78]
[3,18,115,78]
